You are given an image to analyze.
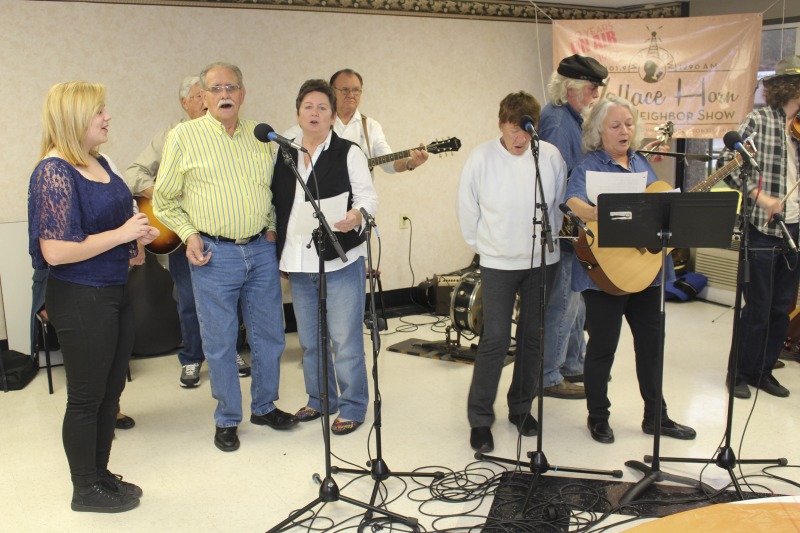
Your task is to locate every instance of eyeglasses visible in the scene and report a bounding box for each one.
[334,87,362,96]
[207,84,241,94]
[188,93,204,101]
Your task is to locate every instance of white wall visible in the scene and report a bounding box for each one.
[0,0,554,352]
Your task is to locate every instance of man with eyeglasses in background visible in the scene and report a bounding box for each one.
[124,76,251,391]
[154,62,296,453]
[330,68,429,175]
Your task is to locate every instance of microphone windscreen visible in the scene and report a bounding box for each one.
[722,130,743,151]
[518,115,535,130]
[558,203,571,216]
[253,123,275,143]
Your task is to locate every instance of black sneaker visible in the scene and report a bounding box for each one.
[180,362,201,388]
[750,374,790,398]
[236,354,251,377]
[99,469,143,498]
[71,482,139,513]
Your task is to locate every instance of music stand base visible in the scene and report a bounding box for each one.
[621,460,717,506]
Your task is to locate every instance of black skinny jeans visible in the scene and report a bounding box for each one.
[46,277,134,488]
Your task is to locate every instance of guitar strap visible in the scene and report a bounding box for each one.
[361,114,372,159]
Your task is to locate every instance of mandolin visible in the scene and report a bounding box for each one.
[135,196,182,255]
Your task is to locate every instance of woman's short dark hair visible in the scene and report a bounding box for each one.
[295,79,337,115]
[498,91,541,127]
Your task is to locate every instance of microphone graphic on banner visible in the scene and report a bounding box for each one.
[254,123,308,153]
[722,131,760,172]
[559,203,594,239]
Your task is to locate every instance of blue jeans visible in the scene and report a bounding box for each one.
[169,249,204,366]
[543,249,586,387]
[289,257,368,422]
[735,223,800,381]
[190,236,286,427]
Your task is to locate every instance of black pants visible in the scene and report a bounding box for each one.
[582,286,667,423]
[46,277,133,488]
[735,224,800,381]
[468,264,556,428]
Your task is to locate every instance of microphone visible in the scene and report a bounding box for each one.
[518,115,539,140]
[559,203,594,239]
[359,207,375,226]
[722,131,760,172]
[254,123,308,153]
[772,213,798,253]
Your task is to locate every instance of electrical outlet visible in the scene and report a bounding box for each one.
[399,212,410,229]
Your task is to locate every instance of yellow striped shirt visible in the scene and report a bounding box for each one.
[153,113,276,242]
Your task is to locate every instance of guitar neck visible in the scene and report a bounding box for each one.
[689,152,743,193]
[368,147,425,168]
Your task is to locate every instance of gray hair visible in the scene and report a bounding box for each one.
[547,72,596,106]
[199,62,244,89]
[179,76,201,99]
[581,93,643,153]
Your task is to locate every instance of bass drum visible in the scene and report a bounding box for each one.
[450,275,483,335]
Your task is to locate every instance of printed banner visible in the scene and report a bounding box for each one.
[553,14,762,139]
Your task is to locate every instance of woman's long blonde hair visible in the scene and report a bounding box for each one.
[39,81,106,166]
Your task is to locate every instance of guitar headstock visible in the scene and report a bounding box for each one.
[654,121,674,144]
[426,137,462,155]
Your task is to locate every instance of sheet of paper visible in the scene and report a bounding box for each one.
[586,171,648,205]
[295,191,349,235]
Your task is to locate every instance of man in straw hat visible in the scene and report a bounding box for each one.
[722,55,800,400]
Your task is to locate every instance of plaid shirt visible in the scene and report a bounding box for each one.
[721,105,800,237]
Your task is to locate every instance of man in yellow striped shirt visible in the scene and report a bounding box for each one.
[154,61,296,452]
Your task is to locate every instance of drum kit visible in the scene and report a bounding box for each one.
[449,269,520,338]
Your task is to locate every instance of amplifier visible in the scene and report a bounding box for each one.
[434,275,462,315]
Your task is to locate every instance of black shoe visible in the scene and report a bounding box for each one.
[114,415,135,430]
[250,408,298,430]
[642,418,696,440]
[587,417,614,444]
[774,359,786,369]
[508,413,538,436]
[749,374,790,398]
[214,426,240,452]
[71,482,139,513]
[728,375,751,399]
[470,426,493,453]
[98,470,143,498]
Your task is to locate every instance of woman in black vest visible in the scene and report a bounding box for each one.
[272,79,378,435]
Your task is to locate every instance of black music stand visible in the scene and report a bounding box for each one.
[595,191,739,505]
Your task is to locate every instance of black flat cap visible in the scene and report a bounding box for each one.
[557,54,608,86]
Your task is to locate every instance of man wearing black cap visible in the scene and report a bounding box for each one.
[538,54,607,401]
[722,55,800,400]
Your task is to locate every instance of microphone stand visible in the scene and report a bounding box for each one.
[268,148,417,531]
[641,159,787,499]
[478,135,621,519]
[332,214,443,520]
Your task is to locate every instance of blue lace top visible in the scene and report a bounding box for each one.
[28,156,136,287]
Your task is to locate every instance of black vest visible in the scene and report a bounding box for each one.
[272,131,365,261]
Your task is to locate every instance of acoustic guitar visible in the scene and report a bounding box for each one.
[574,141,756,295]
[367,137,461,170]
[135,196,182,255]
